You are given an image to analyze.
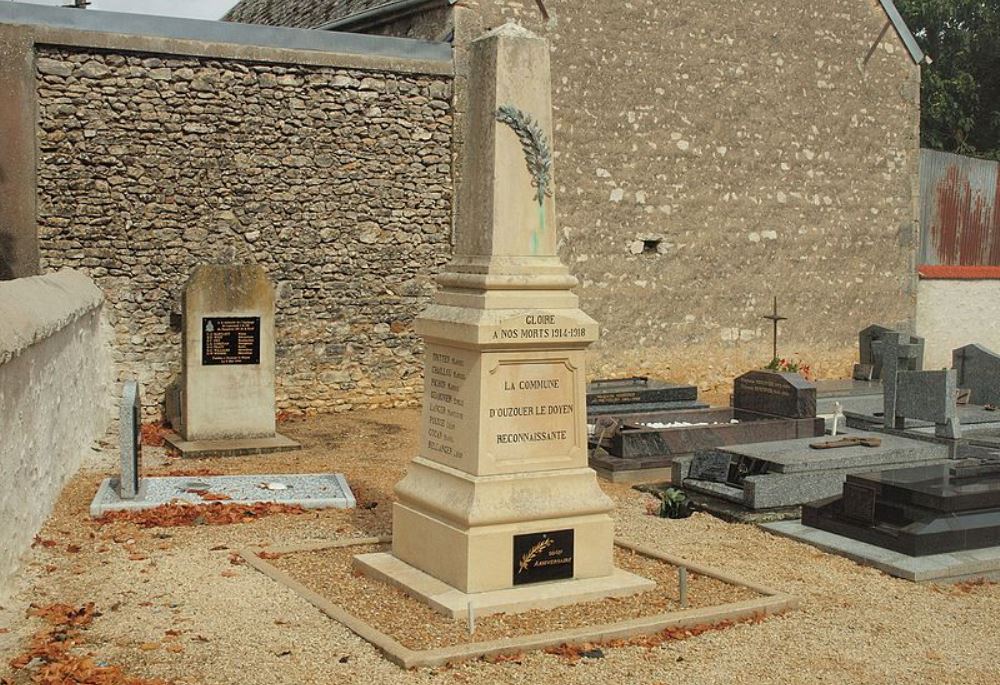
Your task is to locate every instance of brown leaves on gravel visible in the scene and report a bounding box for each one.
[8,603,168,685]
[541,614,772,662]
[139,424,168,448]
[94,502,307,528]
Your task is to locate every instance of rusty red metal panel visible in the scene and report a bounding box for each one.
[920,150,1000,266]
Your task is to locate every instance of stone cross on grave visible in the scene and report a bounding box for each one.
[762,296,787,362]
[881,331,923,430]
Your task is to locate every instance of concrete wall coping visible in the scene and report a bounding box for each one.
[0,2,453,76]
[0,269,104,365]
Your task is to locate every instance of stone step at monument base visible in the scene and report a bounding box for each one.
[163,430,301,458]
[353,552,654,619]
[672,431,952,511]
[801,461,1000,556]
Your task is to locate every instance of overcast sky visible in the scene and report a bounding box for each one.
[13,0,238,21]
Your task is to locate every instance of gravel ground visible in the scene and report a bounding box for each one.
[1,408,998,684]
[268,543,758,649]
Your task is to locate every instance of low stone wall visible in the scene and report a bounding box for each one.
[0,270,113,602]
[916,271,1000,368]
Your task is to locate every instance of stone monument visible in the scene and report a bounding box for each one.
[354,24,653,616]
[118,379,141,499]
[163,265,300,457]
[953,344,1000,407]
[883,331,960,438]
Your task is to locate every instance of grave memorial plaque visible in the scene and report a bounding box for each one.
[201,317,261,366]
[733,370,816,419]
[689,450,732,483]
[512,529,574,585]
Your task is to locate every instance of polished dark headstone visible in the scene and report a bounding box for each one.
[803,459,1000,556]
[733,370,816,419]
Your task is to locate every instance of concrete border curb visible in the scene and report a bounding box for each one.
[241,537,798,669]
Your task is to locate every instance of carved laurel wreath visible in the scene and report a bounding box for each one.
[495,104,553,206]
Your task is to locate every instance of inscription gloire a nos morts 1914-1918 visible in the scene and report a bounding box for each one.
[512,529,574,585]
[201,317,261,366]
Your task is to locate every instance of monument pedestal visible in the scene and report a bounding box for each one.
[353,24,653,615]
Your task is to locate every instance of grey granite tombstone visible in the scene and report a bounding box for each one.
[894,369,962,438]
[733,370,816,419]
[118,380,141,500]
[860,325,923,380]
[953,344,1000,406]
[881,331,927,429]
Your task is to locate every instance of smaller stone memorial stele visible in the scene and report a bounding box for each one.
[163,264,300,457]
[352,24,653,617]
[883,332,960,438]
[953,344,1000,407]
[859,325,924,381]
[733,370,817,419]
[118,380,141,500]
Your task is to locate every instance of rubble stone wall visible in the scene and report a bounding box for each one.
[35,47,454,418]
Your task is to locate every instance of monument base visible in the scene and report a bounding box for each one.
[163,431,301,458]
[353,552,654,619]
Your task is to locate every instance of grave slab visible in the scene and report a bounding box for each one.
[586,377,706,415]
[762,520,1000,583]
[90,473,355,517]
[673,431,951,510]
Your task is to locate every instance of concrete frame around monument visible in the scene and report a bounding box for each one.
[240,537,798,669]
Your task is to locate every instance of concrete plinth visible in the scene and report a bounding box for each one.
[162,431,301,458]
[354,552,654,619]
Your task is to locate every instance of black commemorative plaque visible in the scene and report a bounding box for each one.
[842,482,877,526]
[201,317,261,366]
[512,529,574,585]
[688,450,732,483]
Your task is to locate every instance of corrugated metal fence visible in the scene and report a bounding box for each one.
[920,149,1000,265]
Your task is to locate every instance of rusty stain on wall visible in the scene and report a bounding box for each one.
[920,149,1000,266]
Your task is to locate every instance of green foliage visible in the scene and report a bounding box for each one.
[655,488,693,519]
[895,0,1000,159]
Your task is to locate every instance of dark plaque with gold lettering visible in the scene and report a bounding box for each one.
[201,317,261,366]
[512,529,574,585]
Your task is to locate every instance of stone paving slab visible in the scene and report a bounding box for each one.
[762,520,1000,583]
[90,473,355,517]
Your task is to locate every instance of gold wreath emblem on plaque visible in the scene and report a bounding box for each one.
[517,537,554,574]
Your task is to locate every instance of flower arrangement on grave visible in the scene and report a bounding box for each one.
[765,356,813,381]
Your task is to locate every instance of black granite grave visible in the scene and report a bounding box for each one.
[803,457,1000,556]
[586,376,707,415]
[733,370,816,419]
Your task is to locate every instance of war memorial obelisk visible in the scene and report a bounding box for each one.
[355,23,653,616]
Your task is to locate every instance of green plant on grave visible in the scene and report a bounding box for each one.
[655,488,693,519]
